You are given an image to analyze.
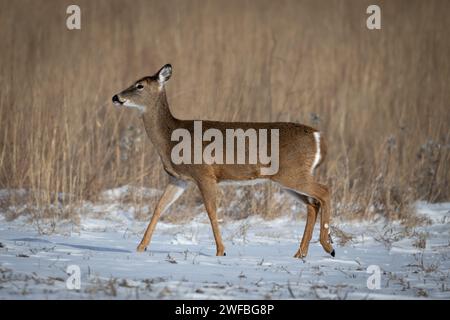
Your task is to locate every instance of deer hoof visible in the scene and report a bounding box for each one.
[293,249,306,259]
[136,245,147,252]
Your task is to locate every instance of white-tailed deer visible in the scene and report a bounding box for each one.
[112,64,334,258]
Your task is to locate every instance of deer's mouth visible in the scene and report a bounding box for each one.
[112,94,125,106]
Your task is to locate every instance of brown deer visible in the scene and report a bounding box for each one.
[112,64,334,258]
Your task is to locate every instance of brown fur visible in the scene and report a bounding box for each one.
[113,65,334,258]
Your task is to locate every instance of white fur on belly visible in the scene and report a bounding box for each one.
[218,178,268,186]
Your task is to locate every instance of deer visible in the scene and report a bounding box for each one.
[112,64,335,258]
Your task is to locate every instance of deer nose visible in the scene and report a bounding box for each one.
[112,95,122,105]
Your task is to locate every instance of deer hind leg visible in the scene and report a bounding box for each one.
[284,190,319,258]
[196,178,225,256]
[137,178,187,252]
[278,180,335,257]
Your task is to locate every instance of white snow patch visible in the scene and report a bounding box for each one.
[0,196,449,299]
[100,186,161,201]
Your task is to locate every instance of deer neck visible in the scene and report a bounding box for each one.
[141,89,178,160]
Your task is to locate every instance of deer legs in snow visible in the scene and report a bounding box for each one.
[282,181,335,258]
[137,178,186,252]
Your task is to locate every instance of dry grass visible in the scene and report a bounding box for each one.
[0,0,449,224]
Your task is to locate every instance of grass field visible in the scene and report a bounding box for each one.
[0,0,449,224]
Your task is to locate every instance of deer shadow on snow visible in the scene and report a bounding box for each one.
[11,237,212,256]
[11,237,132,253]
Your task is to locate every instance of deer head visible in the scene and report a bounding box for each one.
[112,64,172,113]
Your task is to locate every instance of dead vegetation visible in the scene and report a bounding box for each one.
[0,0,449,225]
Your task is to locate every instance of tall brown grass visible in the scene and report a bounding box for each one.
[0,0,449,224]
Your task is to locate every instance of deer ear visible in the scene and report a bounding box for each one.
[157,64,172,84]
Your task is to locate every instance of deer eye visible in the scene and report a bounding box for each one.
[136,84,144,90]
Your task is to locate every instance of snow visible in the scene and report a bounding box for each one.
[99,186,161,202]
[0,189,449,300]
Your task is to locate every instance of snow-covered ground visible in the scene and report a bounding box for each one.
[0,188,449,299]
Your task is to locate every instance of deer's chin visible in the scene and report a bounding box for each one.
[123,100,146,113]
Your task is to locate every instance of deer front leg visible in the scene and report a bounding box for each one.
[196,178,225,256]
[137,178,187,252]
